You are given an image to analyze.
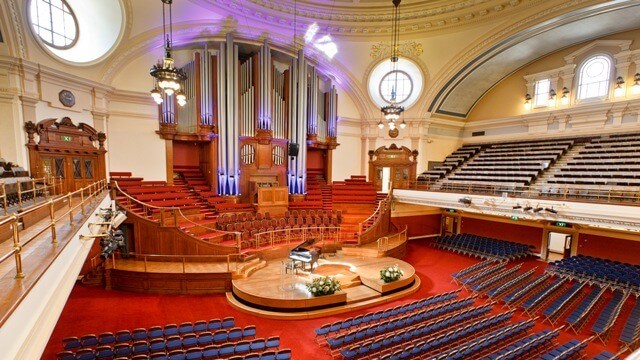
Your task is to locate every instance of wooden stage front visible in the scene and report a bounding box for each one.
[228,252,419,319]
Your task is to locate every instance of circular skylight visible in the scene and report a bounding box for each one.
[28,0,125,64]
[368,58,423,110]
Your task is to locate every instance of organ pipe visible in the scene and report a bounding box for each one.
[177,59,196,132]
[258,40,272,130]
[328,85,338,138]
[273,68,287,139]
[288,49,308,194]
[217,33,240,196]
[307,67,318,136]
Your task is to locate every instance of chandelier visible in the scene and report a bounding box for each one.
[150,0,187,106]
[379,0,405,129]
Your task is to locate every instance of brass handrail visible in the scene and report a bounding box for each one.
[406,180,640,205]
[358,192,392,234]
[0,179,107,278]
[106,252,242,274]
[0,176,62,215]
[248,226,344,252]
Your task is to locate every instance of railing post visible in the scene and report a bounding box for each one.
[32,179,36,205]
[144,256,147,272]
[1,182,6,216]
[49,199,57,244]
[112,253,117,270]
[182,257,186,273]
[173,209,178,227]
[12,217,24,278]
[17,180,23,212]
[68,193,74,225]
[80,188,85,216]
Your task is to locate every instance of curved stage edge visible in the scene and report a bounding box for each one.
[227,255,421,320]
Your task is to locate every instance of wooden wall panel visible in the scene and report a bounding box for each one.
[577,234,640,265]
[173,141,200,167]
[392,214,441,238]
[108,269,232,294]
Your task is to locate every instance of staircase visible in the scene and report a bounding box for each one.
[531,142,588,188]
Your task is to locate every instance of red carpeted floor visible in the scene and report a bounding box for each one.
[43,240,630,359]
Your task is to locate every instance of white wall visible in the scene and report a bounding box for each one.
[332,119,362,181]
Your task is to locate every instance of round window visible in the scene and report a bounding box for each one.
[29,0,79,49]
[28,0,125,64]
[368,58,423,110]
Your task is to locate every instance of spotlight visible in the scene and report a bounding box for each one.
[458,198,472,206]
[545,207,558,214]
[533,207,543,213]
[513,205,522,209]
[523,206,533,211]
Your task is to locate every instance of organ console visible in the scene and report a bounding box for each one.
[289,238,321,272]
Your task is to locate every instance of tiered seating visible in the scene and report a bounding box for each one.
[434,233,533,260]
[547,255,640,293]
[549,133,640,187]
[56,316,290,360]
[591,290,630,344]
[565,285,606,333]
[620,297,640,350]
[216,210,342,247]
[539,338,589,360]
[441,139,572,187]
[289,171,325,210]
[331,176,377,205]
[541,281,585,325]
[417,145,482,182]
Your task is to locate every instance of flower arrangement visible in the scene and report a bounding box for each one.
[380,264,404,283]
[306,276,341,297]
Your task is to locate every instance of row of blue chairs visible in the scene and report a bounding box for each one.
[461,263,506,285]
[314,289,461,339]
[566,285,605,333]
[338,304,494,359]
[58,337,283,360]
[503,274,550,305]
[539,338,588,360]
[63,317,236,350]
[593,350,620,360]
[592,290,629,344]
[58,336,280,360]
[365,312,515,360]
[620,297,640,348]
[521,278,566,316]
[548,255,640,293]
[435,234,533,260]
[486,268,535,299]
[433,319,536,360]
[541,281,584,323]
[470,264,522,292]
[484,329,560,360]
[452,259,494,280]
[327,296,476,350]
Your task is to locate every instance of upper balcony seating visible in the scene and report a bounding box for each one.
[442,139,572,187]
[550,132,640,188]
[434,233,533,260]
[418,145,482,181]
[547,255,640,293]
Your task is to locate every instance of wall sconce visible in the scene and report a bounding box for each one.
[614,76,625,97]
[560,87,570,105]
[523,94,532,111]
[632,73,640,95]
[547,89,556,107]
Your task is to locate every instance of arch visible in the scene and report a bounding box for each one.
[575,54,613,101]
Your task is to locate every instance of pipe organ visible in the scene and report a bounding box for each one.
[155,36,339,201]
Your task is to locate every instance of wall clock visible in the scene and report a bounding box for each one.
[389,128,399,138]
[59,90,76,107]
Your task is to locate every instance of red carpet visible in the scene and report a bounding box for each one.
[43,240,628,359]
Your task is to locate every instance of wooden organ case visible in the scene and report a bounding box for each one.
[25,117,106,193]
[368,144,418,191]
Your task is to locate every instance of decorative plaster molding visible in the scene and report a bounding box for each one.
[370,41,423,60]
[7,0,26,59]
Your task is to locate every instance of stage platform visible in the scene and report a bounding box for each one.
[228,252,419,319]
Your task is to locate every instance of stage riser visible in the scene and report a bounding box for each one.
[106,269,233,294]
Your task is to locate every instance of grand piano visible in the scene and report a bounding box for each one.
[289,238,321,272]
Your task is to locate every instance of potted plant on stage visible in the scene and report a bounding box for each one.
[306,276,341,297]
[380,264,404,283]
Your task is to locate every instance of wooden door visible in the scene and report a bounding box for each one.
[70,157,96,191]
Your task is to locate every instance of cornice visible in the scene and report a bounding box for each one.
[201,0,548,37]
[37,63,115,93]
[109,89,157,105]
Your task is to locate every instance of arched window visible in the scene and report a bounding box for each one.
[577,55,612,100]
[29,0,78,49]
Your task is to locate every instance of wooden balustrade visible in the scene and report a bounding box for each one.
[358,193,392,245]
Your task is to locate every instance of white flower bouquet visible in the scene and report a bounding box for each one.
[380,264,404,283]
[306,276,342,296]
